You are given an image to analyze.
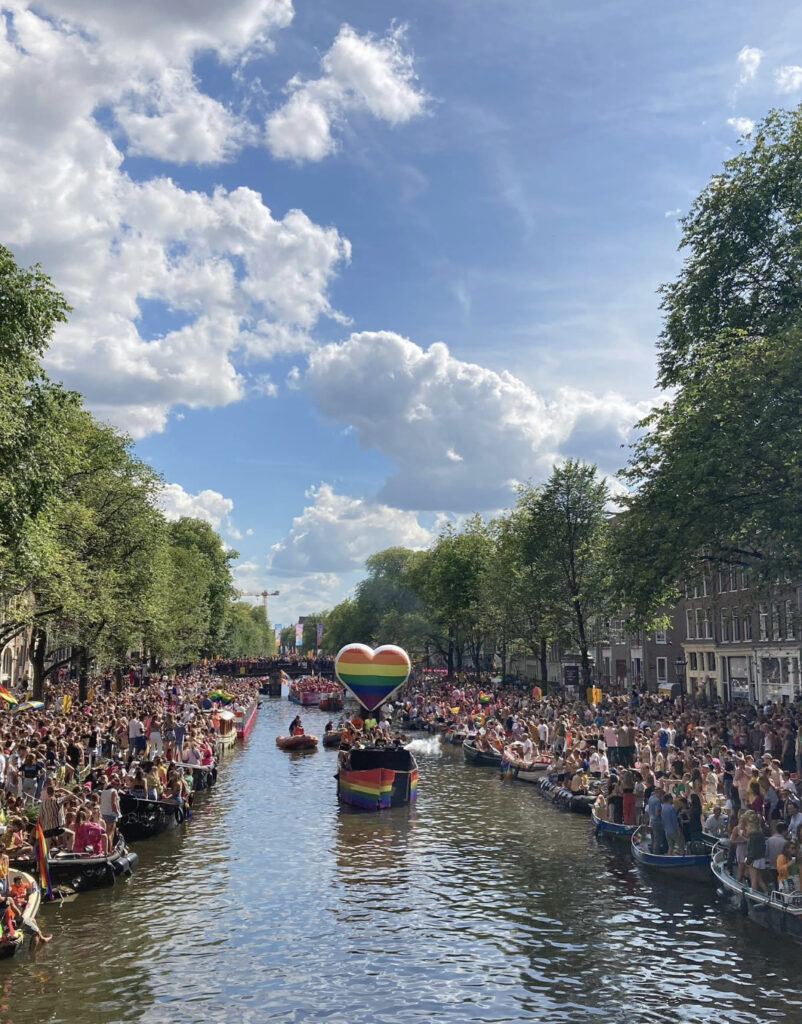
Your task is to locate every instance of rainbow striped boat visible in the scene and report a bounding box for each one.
[337,746,418,811]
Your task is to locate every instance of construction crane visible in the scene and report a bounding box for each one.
[237,589,280,620]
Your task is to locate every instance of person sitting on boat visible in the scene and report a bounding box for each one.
[324,720,334,734]
[72,809,107,856]
[290,716,304,737]
[4,877,51,944]
[776,840,797,893]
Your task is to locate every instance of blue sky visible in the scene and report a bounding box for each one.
[3,0,802,625]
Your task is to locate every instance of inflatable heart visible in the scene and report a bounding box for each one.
[335,643,411,713]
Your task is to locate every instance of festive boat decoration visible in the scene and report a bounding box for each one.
[334,644,411,713]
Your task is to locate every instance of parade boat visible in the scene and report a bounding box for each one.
[0,871,40,959]
[631,826,715,884]
[235,699,259,740]
[337,745,418,810]
[12,837,137,893]
[276,734,319,751]
[711,841,802,941]
[462,738,503,767]
[117,793,187,842]
[318,692,344,712]
[333,643,416,811]
[322,729,343,748]
[591,808,638,839]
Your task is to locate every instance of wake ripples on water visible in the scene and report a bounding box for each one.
[3,703,800,1024]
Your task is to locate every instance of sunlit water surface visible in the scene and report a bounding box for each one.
[3,701,798,1023]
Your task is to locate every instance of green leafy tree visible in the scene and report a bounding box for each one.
[618,107,802,618]
[222,602,273,657]
[518,461,611,688]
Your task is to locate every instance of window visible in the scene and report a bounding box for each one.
[603,656,611,680]
[703,609,713,638]
[743,613,753,641]
[720,609,729,641]
[707,651,716,671]
[696,608,705,639]
[686,609,695,639]
[656,657,667,682]
[689,652,698,671]
[718,570,727,593]
[759,604,768,641]
[733,613,741,642]
[772,603,781,641]
[685,581,693,599]
[729,568,738,592]
[786,600,795,640]
[701,576,709,597]
[654,629,667,644]
[741,568,749,590]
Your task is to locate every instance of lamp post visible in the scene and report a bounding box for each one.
[675,655,687,712]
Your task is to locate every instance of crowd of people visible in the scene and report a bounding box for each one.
[0,668,260,949]
[390,677,802,892]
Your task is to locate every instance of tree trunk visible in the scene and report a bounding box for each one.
[539,637,548,692]
[447,633,454,678]
[113,667,123,692]
[500,641,507,682]
[573,598,592,689]
[29,626,47,701]
[78,647,89,703]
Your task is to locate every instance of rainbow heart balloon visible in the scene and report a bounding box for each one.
[334,643,411,713]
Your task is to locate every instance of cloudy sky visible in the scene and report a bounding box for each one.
[3,1,801,626]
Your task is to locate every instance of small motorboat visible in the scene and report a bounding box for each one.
[591,808,638,839]
[118,793,188,842]
[462,738,502,767]
[631,826,715,884]
[711,841,802,941]
[322,730,343,748]
[502,747,551,783]
[537,775,597,815]
[276,734,319,751]
[12,837,137,893]
[0,871,41,959]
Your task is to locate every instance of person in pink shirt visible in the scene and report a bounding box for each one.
[72,810,107,856]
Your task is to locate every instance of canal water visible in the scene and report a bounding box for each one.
[3,700,798,1024]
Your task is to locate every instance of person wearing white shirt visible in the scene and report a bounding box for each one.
[598,752,609,777]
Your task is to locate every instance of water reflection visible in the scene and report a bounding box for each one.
[2,702,799,1024]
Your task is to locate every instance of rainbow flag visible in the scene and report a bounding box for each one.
[334,644,411,712]
[0,686,17,706]
[34,822,53,900]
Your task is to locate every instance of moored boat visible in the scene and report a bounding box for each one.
[118,793,187,841]
[502,747,551,783]
[462,738,503,767]
[12,837,137,893]
[591,808,638,839]
[631,826,715,883]
[322,730,343,748]
[537,775,596,815]
[711,841,802,941]
[235,699,259,740]
[0,871,41,959]
[337,745,418,810]
[276,734,319,751]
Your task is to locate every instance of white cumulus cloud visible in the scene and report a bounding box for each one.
[157,483,235,529]
[268,483,433,573]
[302,332,648,511]
[736,46,763,84]
[775,65,802,93]
[726,116,755,135]
[0,3,351,436]
[266,24,426,162]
